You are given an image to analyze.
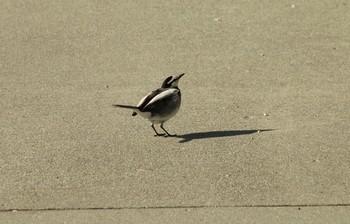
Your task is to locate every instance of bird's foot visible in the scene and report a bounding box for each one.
[164,133,177,137]
[154,133,166,137]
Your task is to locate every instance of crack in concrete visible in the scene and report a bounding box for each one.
[1,204,350,213]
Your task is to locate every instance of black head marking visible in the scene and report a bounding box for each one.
[161,76,173,88]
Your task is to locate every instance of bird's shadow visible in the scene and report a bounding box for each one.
[175,129,274,143]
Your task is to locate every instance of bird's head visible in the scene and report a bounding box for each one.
[161,73,185,88]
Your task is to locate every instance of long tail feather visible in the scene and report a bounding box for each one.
[113,104,139,110]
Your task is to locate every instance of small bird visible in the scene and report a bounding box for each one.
[113,73,185,137]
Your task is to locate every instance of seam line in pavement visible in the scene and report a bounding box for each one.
[1,204,350,213]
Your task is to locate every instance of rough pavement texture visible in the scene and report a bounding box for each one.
[1,0,349,222]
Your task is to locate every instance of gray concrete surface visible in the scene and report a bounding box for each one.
[2,207,350,224]
[1,0,349,222]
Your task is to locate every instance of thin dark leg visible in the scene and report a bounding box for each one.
[160,123,176,137]
[151,124,165,136]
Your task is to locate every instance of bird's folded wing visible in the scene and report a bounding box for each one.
[144,88,179,108]
[137,88,163,109]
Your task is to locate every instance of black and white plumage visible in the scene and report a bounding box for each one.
[113,73,185,137]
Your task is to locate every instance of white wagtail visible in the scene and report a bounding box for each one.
[113,73,185,137]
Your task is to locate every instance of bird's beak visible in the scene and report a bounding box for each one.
[178,73,185,79]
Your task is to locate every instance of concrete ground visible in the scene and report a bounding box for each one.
[1,0,349,223]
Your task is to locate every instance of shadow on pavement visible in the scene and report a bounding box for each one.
[176,129,275,143]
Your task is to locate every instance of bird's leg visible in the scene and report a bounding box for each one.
[160,123,176,137]
[151,124,165,136]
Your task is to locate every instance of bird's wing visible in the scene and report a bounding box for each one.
[137,88,163,109]
[143,88,179,109]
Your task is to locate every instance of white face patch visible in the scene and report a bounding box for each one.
[170,79,179,87]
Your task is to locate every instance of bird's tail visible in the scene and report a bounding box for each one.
[113,104,139,110]
[113,104,139,116]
